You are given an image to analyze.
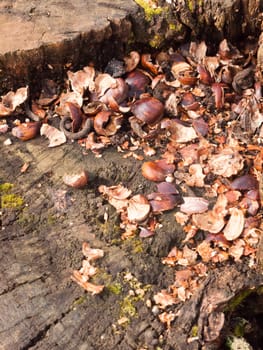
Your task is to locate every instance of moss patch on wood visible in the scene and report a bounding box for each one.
[0,183,24,209]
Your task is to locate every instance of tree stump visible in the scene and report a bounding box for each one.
[1,1,263,350]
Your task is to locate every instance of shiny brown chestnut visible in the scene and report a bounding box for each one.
[125,70,150,98]
[131,97,164,125]
[12,122,41,141]
[142,159,175,182]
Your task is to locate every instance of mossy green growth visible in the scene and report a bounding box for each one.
[1,193,24,209]
[191,324,198,337]
[107,282,122,295]
[0,183,14,193]
[224,289,252,312]
[132,238,144,254]
[98,220,122,238]
[135,0,163,21]
[72,295,87,307]
[232,317,249,337]
[186,0,195,12]
[149,34,164,48]
[120,295,139,318]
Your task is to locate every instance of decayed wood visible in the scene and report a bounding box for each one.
[0,0,262,94]
[133,0,263,48]
[166,264,263,349]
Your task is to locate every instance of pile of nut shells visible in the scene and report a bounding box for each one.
[1,35,263,310]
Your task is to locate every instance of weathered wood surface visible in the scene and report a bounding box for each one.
[0,0,262,93]
[1,1,263,349]
[2,136,262,350]
[137,0,263,45]
[0,0,137,92]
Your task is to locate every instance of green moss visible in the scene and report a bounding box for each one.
[107,282,122,295]
[0,183,14,192]
[169,23,177,31]
[72,295,87,307]
[186,0,195,12]
[232,318,249,337]
[120,295,138,318]
[92,269,112,286]
[191,324,198,337]
[149,34,164,48]
[225,289,253,312]
[1,193,24,209]
[135,0,165,21]
[47,214,57,225]
[132,239,144,254]
[98,220,122,238]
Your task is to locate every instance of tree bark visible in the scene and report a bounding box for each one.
[133,0,263,48]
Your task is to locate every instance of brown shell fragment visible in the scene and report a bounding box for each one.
[166,119,198,143]
[99,77,128,105]
[142,160,175,182]
[127,194,151,222]
[223,208,245,241]
[98,184,132,200]
[192,194,228,234]
[63,170,89,189]
[0,87,28,117]
[40,123,66,147]
[208,148,244,177]
[67,66,95,95]
[12,122,40,141]
[230,174,258,191]
[94,110,123,136]
[180,197,209,214]
[124,51,140,72]
[148,192,180,213]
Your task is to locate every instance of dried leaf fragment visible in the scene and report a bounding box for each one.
[154,290,177,308]
[71,270,104,295]
[208,147,244,177]
[82,242,104,261]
